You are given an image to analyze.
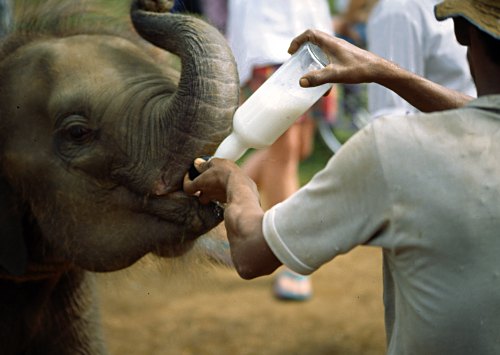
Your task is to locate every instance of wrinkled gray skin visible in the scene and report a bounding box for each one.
[0,0,238,353]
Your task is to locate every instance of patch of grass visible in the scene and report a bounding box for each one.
[299,132,334,185]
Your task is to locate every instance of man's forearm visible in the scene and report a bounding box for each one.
[376,59,473,112]
[224,179,281,279]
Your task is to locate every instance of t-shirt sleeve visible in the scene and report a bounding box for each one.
[262,124,390,274]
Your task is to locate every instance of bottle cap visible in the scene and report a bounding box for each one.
[306,42,330,67]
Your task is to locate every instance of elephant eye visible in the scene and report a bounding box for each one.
[67,124,92,142]
[60,114,95,144]
[54,114,96,158]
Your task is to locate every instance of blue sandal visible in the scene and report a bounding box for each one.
[273,269,312,301]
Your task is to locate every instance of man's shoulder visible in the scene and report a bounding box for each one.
[367,110,456,152]
[465,95,500,113]
[370,99,500,152]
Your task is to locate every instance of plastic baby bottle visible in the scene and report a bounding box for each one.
[214,42,333,161]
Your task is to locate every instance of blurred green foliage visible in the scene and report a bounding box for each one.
[299,132,333,185]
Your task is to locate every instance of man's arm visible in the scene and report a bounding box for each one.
[374,63,471,113]
[289,29,472,112]
[183,158,281,279]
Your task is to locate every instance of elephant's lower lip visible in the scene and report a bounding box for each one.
[145,191,224,235]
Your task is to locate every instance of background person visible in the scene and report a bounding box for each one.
[185,0,500,353]
[200,0,227,33]
[171,0,202,15]
[225,0,334,301]
[173,0,228,33]
[366,0,476,119]
[333,0,379,126]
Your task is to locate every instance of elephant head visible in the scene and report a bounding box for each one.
[0,0,239,274]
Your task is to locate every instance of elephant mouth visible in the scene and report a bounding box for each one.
[143,190,224,242]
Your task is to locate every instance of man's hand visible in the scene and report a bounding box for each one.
[183,157,256,205]
[183,157,282,279]
[184,157,231,205]
[288,29,384,88]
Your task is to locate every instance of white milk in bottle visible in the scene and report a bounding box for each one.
[214,42,333,161]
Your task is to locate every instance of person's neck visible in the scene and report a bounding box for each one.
[474,47,500,96]
[475,66,500,97]
[469,30,500,97]
[476,81,500,97]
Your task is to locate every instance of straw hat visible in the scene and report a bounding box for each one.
[435,0,500,39]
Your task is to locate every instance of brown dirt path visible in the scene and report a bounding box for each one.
[98,246,386,355]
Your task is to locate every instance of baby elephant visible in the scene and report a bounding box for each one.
[0,0,238,353]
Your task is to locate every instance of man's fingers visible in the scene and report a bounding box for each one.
[288,29,320,54]
[183,173,197,194]
[288,40,301,55]
[194,157,209,172]
[299,77,311,87]
[300,68,334,87]
[188,156,211,180]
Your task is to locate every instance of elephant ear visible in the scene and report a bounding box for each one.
[0,177,27,276]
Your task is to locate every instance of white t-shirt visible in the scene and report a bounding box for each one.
[263,95,500,354]
[367,0,476,118]
[226,0,333,84]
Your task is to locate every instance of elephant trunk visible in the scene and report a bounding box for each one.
[131,2,239,194]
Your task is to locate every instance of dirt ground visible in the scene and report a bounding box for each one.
[97,241,386,355]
